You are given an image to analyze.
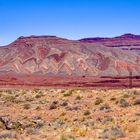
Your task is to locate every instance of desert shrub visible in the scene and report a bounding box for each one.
[4,95,16,103]
[60,134,75,140]
[83,110,91,116]
[23,103,31,109]
[4,90,13,94]
[35,94,43,98]
[122,94,130,98]
[95,97,103,105]
[75,95,82,100]
[33,88,40,93]
[110,97,116,101]
[63,90,73,97]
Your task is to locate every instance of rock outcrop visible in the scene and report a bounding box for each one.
[0,34,140,76]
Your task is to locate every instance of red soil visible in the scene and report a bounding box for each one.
[0,74,139,88]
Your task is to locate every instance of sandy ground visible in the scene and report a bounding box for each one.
[0,88,140,140]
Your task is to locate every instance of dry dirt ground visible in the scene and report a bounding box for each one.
[0,88,140,140]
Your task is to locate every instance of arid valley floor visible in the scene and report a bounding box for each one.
[0,88,140,140]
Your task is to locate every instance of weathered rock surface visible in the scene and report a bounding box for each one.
[0,34,140,76]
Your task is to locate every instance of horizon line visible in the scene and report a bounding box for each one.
[0,33,139,46]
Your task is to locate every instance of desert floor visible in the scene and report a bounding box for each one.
[0,88,140,140]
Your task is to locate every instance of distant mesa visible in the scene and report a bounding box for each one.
[0,33,140,77]
[118,33,140,38]
[79,33,140,42]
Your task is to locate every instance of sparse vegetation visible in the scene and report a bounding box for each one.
[23,103,31,109]
[60,134,75,140]
[63,90,73,97]
[4,95,16,103]
[95,97,103,105]
[49,101,58,109]
[101,126,125,139]
[119,98,130,107]
[83,110,91,116]
[75,95,82,100]
[0,88,139,139]
[133,99,140,105]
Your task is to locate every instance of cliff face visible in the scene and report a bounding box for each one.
[0,34,140,76]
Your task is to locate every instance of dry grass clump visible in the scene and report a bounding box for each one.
[63,90,73,97]
[75,95,82,100]
[60,134,75,140]
[4,95,16,103]
[95,97,103,105]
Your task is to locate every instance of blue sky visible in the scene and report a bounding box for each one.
[0,0,140,45]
